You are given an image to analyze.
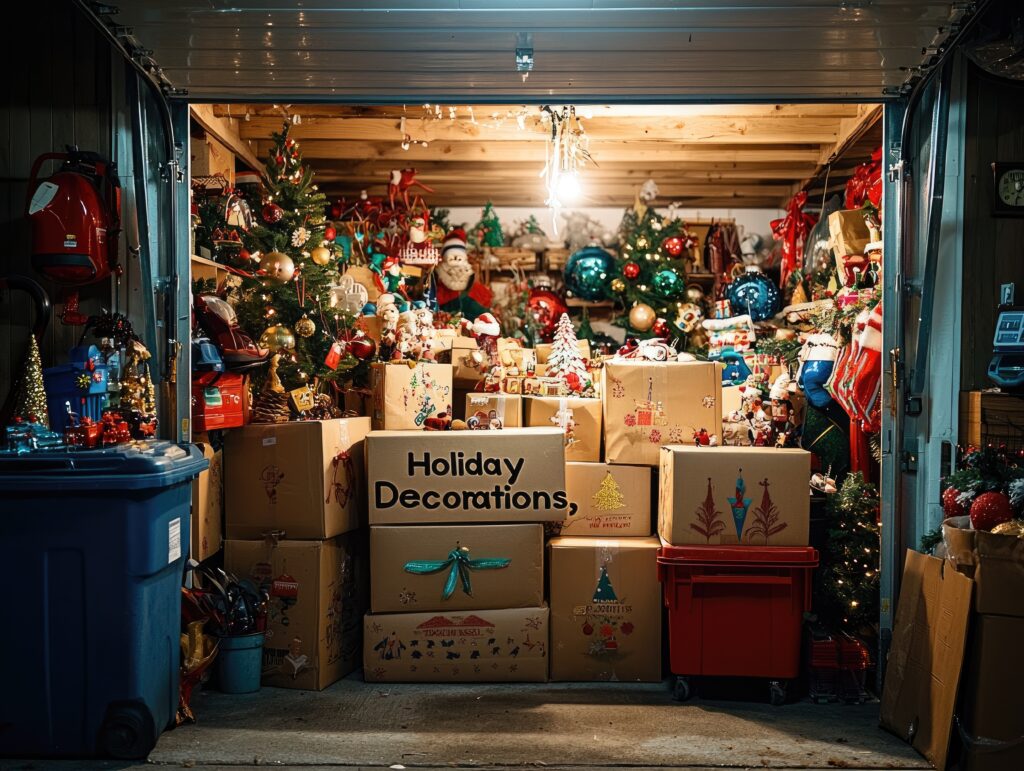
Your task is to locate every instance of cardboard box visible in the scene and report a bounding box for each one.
[363,606,549,683]
[536,339,590,364]
[191,442,223,562]
[448,337,484,388]
[465,393,522,429]
[224,417,371,540]
[828,208,871,259]
[603,361,722,467]
[523,396,603,462]
[548,537,661,682]
[370,524,544,613]
[559,462,651,537]
[369,362,454,430]
[367,428,568,524]
[942,517,1024,617]
[880,551,973,771]
[955,614,1024,771]
[225,533,368,690]
[658,445,811,546]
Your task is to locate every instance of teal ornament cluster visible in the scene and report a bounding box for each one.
[564,245,615,302]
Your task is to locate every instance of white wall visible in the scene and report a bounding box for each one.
[444,206,783,242]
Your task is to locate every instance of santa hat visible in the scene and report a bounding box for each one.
[472,312,500,337]
[769,373,791,401]
[442,228,468,257]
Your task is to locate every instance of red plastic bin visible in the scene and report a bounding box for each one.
[657,545,818,681]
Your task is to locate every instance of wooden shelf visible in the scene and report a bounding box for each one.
[191,254,230,287]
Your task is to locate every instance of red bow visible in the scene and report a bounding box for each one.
[771,191,817,289]
[844,147,883,210]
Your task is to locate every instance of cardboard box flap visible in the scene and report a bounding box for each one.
[942,516,1024,617]
[549,535,660,550]
[881,550,973,771]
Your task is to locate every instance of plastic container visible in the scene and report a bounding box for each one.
[216,632,265,693]
[657,544,818,703]
[0,441,208,758]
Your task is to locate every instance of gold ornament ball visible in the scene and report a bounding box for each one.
[294,313,316,338]
[610,278,626,294]
[310,246,332,266]
[259,324,296,352]
[629,303,656,332]
[265,251,296,284]
[685,284,705,304]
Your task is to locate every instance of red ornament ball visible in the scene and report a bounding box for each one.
[329,204,342,219]
[942,486,967,518]
[969,491,1014,531]
[527,288,569,342]
[347,333,376,361]
[662,236,684,257]
[622,262,641,280]
[581,622,594,636]
[262,202,284,224]
[323,225,337,242]
[652,318,670,338]
[620,622,634,636]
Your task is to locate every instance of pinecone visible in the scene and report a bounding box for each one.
[250,387,291,423]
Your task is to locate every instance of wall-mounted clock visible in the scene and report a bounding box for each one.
[993,162,1024,216]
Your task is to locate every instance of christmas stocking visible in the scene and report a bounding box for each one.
[828,309,870,418]
[797,332,840,409]
[850,303,883,429]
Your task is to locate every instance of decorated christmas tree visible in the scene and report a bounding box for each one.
[472,201,504,248]
[613,198,696,337]
[547,313,591,394]
[229,122,363,395]
[592,565,618,602]
[592,472,626,511]
[815,472,880,634]
[12,334,49,428]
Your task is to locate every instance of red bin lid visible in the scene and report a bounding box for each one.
[657,544,819,568]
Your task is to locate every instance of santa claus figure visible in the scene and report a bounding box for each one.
[435,228,493,322]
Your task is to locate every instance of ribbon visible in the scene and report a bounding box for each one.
[771,191,817,290]
[404,545,511,600]
[844,147,883,210]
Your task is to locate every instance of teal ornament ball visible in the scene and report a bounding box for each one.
[564,245,615,302]
[726,266,781,321]
[652,268,685,300]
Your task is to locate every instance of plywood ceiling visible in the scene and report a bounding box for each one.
[202,102,882,208]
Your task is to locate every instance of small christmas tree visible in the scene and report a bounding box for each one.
[547,313,591,394]
[690,477,725,543]
[12,334,49,428]
[592,565,618,602]
[473,201,504,248]
[592,472,627,511]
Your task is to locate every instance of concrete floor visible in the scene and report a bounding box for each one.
[3,676,928,771]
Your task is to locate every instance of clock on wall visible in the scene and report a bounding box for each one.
[993,162,1024,216]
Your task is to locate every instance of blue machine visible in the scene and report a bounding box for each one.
[988,307,1024,390]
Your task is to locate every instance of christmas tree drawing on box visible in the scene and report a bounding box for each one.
[690,478,726,543]
[592,473,627,511]
[593,566,617,602]
[746,479,788,544]
[579,564,635,658]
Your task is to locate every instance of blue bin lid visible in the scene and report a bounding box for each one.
[0,441,209,491]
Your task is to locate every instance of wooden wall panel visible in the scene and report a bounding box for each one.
[0,1,117,403]
[961,65,1024,391]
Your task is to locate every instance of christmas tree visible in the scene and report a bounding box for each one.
[814,472,880,634]
[614,200,695,336]
[592,472,626,511]
[472,201,504,248]
[12,334,49,428]
[229,122,362,395]
[547,313,591,394]
[592,565,618,602]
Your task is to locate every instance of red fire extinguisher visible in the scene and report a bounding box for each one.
[25,147,121,324]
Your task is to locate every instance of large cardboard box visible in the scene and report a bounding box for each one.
[191,442,223,562]
[370,524,544,613]
[448,337,484,388]
[880,551,973,771]
[363,606,549,683]
[955,614,1024,771]
[225,534,368,691]
[523,396,603,462]
[603,360,722,467]
[369,361,454,430]
[942,517,1024,617]
[465,392,523,429]
[828,208,871,258]
[548,537,661,682]
[658,445,811,546]
[559,462,651,537]
[224,417,370,540]
[367,428,568,524]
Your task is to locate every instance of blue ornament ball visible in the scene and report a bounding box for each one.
[564,245,615,302]
[652,268,685,301]
[726,266,781,321]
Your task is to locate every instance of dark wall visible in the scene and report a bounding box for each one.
[0,2,118,403]
[961,63,1024,391]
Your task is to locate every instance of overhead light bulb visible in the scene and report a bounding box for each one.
[556,172,582,203]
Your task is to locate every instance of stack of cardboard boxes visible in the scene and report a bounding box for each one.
[363,428,566,682]
[222,417,371,690]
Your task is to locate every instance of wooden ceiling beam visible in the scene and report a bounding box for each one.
[190,103,263,172]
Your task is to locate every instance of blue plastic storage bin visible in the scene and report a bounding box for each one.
[0,441,208,759]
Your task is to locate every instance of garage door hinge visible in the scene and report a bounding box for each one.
[888,159,905,183]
